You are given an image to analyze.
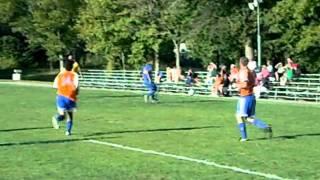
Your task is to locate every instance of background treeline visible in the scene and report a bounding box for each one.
[0,0,319,72]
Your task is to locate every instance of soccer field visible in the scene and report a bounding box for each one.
[0,84,319,179]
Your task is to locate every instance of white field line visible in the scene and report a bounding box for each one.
[87,139,291,180]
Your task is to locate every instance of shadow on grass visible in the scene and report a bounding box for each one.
[162,99,227,104]
[0,136,119,147]
[0,126,52,132]
[85,125,221,137]
[85,94,142,98]
[253,132,320,141]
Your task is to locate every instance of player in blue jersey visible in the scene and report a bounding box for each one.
[142,62,158,103]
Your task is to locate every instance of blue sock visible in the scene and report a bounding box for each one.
[55,114,64,121]
[238,123,247,139]
[252,119,268,129]
[66,120,73,133]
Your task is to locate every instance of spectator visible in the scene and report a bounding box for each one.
[186,68,194,86]
[293,63,301,78]
[285,63,294,81]
[229,64,239,83]
[275,62,285,81]
[212,69,229,96]
[166,66,173,82]
[248,58,257,71]
[172,66,184,83]
[206,62,217,86]
[257,65,270,89]
[267,60,273,73]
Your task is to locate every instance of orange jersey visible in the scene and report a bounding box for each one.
[237,67,255,96]
[53,71,79,101]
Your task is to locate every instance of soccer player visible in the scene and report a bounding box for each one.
[142,62,158,103]
[52,60,79,136]
[236,57,272,142]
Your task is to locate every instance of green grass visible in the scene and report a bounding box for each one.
[0,84,320,179]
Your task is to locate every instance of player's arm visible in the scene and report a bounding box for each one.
[236,71,249,89]
[237,81,249,89]
[53,74,60,89]
[73,73,79,95]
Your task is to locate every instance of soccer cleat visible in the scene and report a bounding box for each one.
[144,95,149,103]
[65,131,71,136]
[51,116,60,129]
[239,138,248,142]
[264,125,273,139]
[151,99,159,104]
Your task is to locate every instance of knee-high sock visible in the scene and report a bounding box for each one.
[238,123,247,139]
[252,119,268,129]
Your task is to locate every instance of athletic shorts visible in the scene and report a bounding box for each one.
[236,95,256,117]
[56,95,76,112]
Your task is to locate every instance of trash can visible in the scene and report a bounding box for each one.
[12,69,22,81]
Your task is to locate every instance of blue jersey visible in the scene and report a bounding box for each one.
[142,64,153,83]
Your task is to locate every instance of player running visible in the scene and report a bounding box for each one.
[52,60,79,136]
[142,62,158,103]
[236,57,272,142]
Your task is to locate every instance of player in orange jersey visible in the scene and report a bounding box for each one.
[236,57,272,142]
[52,60,79,136]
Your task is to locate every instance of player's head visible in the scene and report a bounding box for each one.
[65,60,74,71]
[68,55,75,61]
[239,57,249,68]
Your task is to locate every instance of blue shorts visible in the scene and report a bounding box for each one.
[56,95,76,112]
[236,95,256,117]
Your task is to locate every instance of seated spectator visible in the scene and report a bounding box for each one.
[229,64,239,83]
[212,74,223,96]
[275,62,285,81]
[293,63,301,78]
[267,60,273,74]
[280,73,287,86]
[166,66,173,82]
[285,61,294,81]
[212,70,229,96]
[256,65,270,89]
[206,62,217,86]
[186,68,194,86]
[248,58,257,71]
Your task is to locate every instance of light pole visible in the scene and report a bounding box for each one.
[248,0,262,69]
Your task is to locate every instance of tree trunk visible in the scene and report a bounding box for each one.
[173,40,180,69]
[121,51,125,70]
[106,57,114,70]
[49,61,53,72]
[154,51,159,74]
[245,38,254,60]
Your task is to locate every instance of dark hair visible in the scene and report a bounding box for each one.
[240,57,249,66]
[65,60,74,71]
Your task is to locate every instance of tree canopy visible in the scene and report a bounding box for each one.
[0,0,319,72]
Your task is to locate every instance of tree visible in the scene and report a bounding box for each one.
[10,0,82,70]
[265,0,320,72]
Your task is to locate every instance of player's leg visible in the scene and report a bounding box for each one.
[52,96,66,129]
[65,99,76,136]
[236,97,248,141]
[246,96,272,138]
[65,111,73,136]
[144,83,151,103]
[150,83,158,102]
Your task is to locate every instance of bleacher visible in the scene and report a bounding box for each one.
[80,70,320,102]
